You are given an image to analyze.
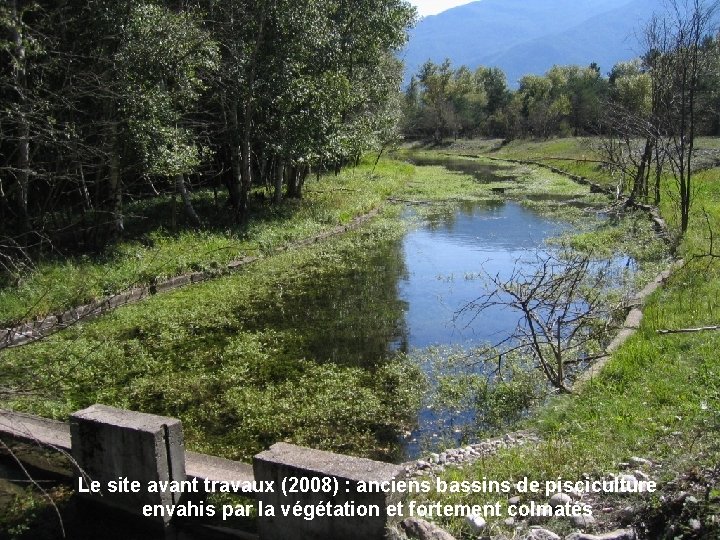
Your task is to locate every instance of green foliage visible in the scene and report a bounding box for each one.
[117,3,219,177]
[0,0,417,250]
[0,211,427,461]
[0,158,413,326]
[432,351,546,434]
[405,60,609,140]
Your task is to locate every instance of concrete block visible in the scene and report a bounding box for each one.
[70,404,186,524]
[624,308,644,329]
[190,272,207,283]
[254,443,403,540]
[0,410,72,451]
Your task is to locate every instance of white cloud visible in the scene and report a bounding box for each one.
[411,0,475,17]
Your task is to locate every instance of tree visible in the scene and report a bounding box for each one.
[116,3,218,225]
[600,0,717,218]
[516,74,558,137]
[417,59,455,142]
[660,0,718,234]
[601,59,657,202]
[699,33,720,135]
[457,252,616,393]
[476,66,511,136]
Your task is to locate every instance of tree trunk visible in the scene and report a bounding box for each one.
[286,165,298,198]
[11,0,29,227]
[273,157,284,204]
[108,122,124,236]
[235,10,266,224]
[228,100,243,213]
[259,153,268,191]
[176,174,201,226]
[652,144,662,206]
[239,101,253,224]
[78,164,93,211]
[286,164,308,199]
[632,138,653,202]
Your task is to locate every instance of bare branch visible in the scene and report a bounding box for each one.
[456,251,617,393]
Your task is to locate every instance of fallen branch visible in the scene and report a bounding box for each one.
[387,197,434,205]
[657,325,720,335]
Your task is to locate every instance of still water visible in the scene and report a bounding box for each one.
[391,200,569,457]
[398,200,566,350]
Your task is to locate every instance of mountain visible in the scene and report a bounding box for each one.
[402,0,662,85]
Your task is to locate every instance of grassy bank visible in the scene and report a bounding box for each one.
[0,159,414,328]
[403,139,720,539]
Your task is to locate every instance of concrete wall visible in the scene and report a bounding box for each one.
[254,443,403,540]
[1,406,401,540]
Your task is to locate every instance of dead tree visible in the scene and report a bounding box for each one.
[457,252,617,393]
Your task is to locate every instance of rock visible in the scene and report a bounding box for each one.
[524,528,561,540]
[570,514,596,529]
[618,506,635,525]
[632,470,650,481]
[504,517,516,527]
[688,518,702,531]
[628,457,651,467]
[401,517,458,540]
[549,493,573,507]
[430,453,440,464]
[599,530,636,540]
[466,513,487,533]
[438,452,448,465]
[416,460,431,470]
[618,475,638,492]
[565,529,635,540]
[509,496,522,505]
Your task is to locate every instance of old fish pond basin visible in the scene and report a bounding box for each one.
[0,155,635,467]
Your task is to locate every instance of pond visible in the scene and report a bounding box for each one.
[393,200,571,458]
[0,158,608,469]
[396,200,567,350]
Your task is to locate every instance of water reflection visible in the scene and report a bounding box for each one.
[239,232,410,367]
[400,202,567,350]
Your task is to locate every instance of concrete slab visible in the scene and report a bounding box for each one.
[70,404,186,525]
[186,451,255,496]
[254,443,403,540]
[606,328,637,353]
[624,308,644,329]
[0,410,71,451]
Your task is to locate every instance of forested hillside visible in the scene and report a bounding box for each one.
[0,0,415,267]
[403,0,658,85]
[402,38,720,142]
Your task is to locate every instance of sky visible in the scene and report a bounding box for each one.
[411,0,474,17]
